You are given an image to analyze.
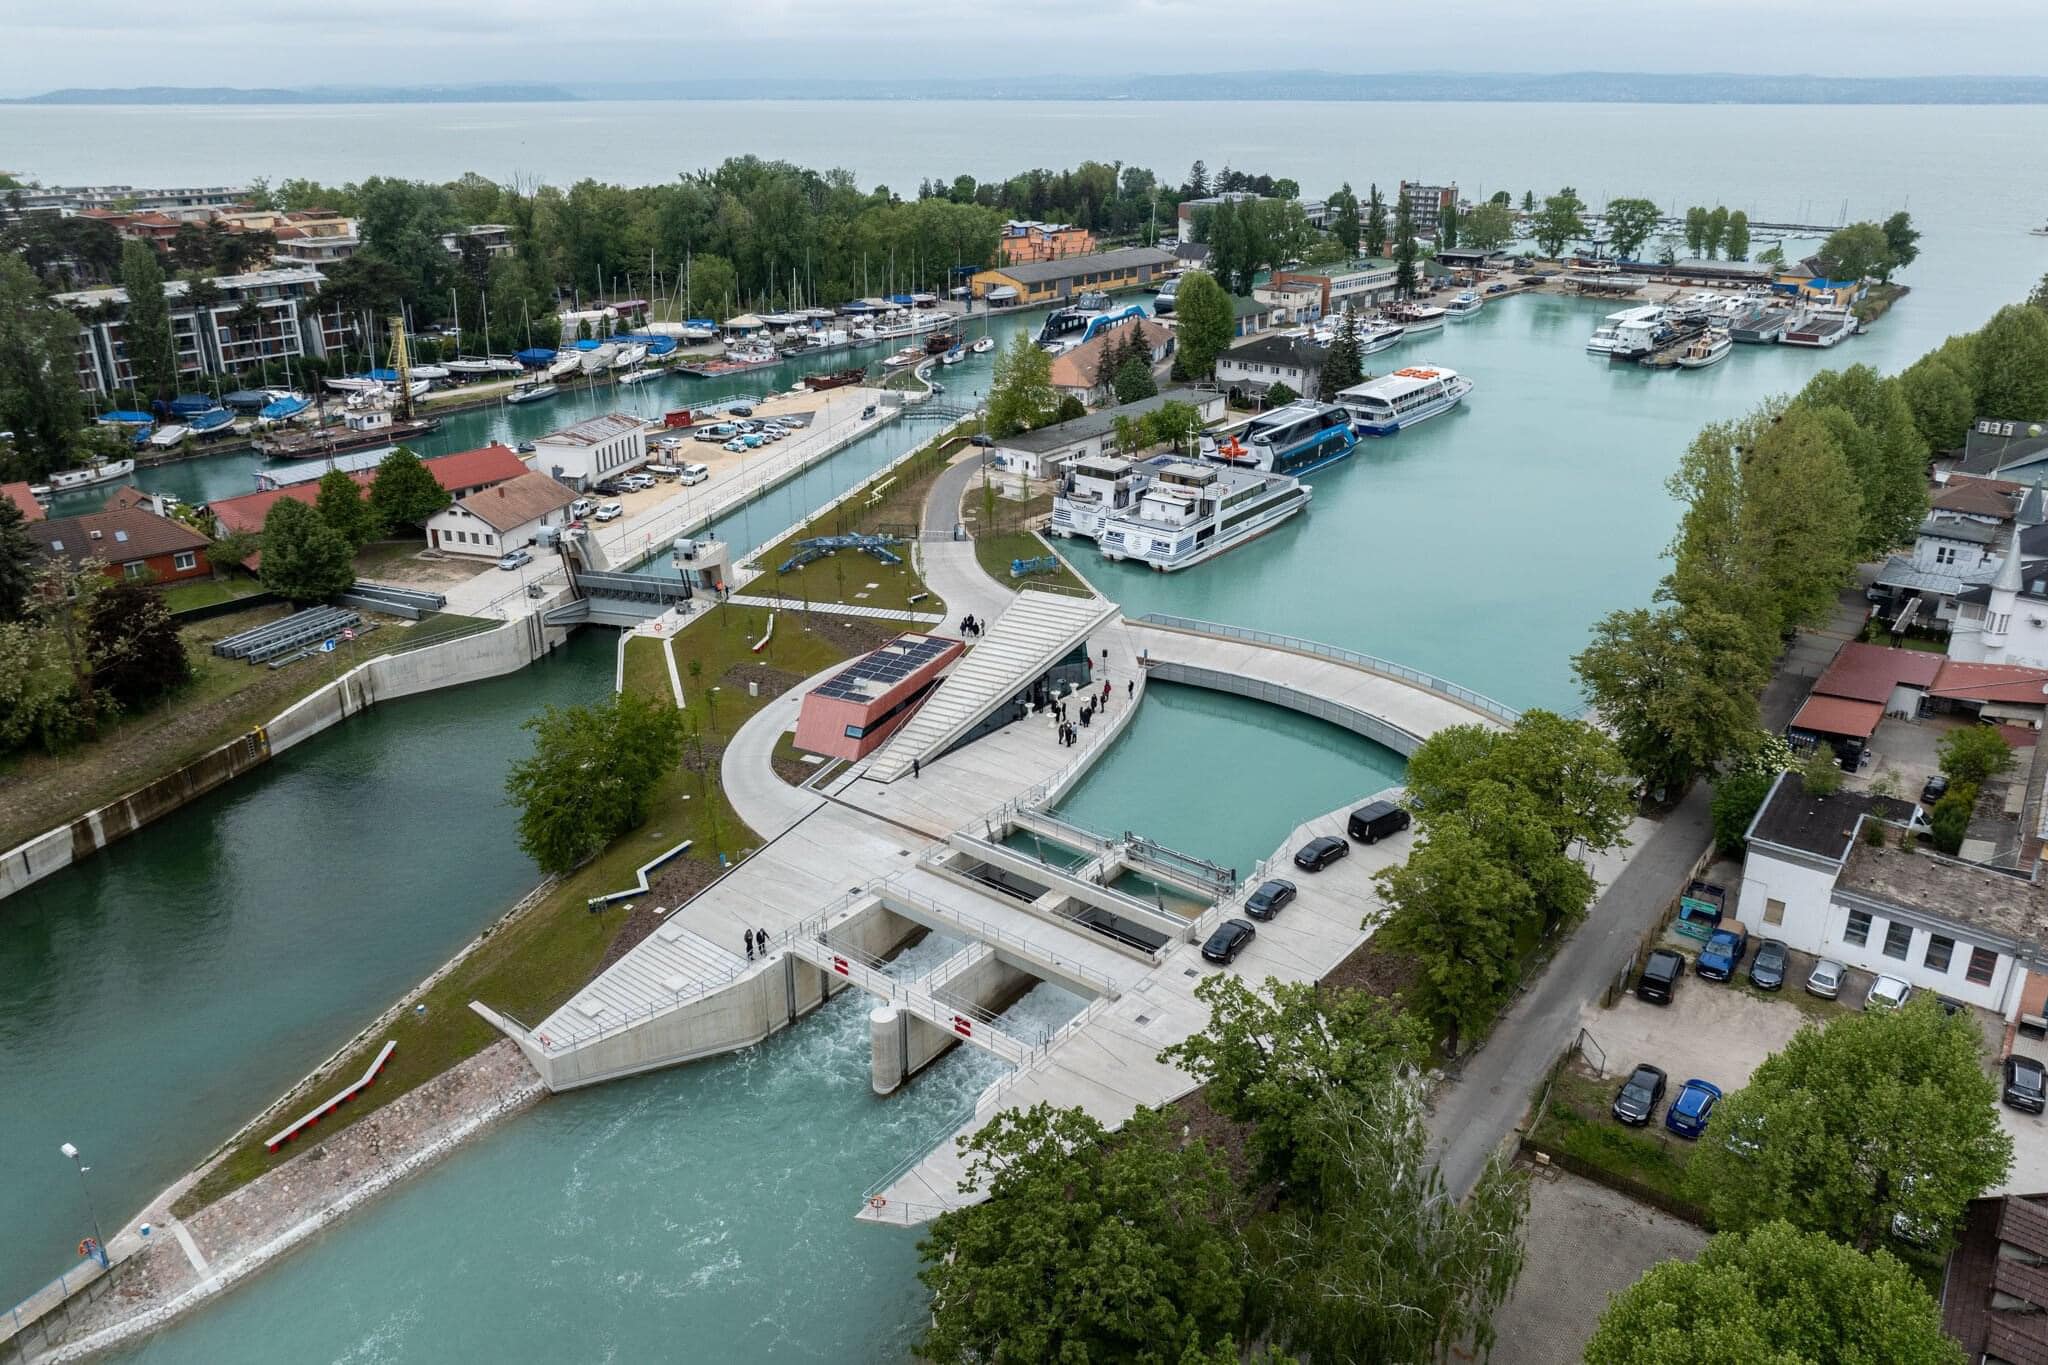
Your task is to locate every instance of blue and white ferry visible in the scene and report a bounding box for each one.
[1335,365,1474,436]
[1207,400,1357,476]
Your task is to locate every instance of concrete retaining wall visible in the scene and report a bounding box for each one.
[0,605,572,906]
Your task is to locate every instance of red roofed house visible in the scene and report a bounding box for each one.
[1787,642,1944,763]
[425,471,576,558]
[1929,658,2048,729]
[29,507,211,585]
[3,482,45,522]
[1047,317,1174,406]
[207,443,530,537]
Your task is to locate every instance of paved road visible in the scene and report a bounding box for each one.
[920,448,1026,627]
[1425,587,1867,1196]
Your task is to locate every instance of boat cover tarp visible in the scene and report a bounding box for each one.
[223,389,271,409]
[366,368,399,382]
[516,348,557,363]
[574,339,602,351]
[99,410,153,424]
[168,394,215,416]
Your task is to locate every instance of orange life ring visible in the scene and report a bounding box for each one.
[868,1195,887,1209]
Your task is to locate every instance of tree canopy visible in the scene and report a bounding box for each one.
[1574,601,1770,795]
[1171,270,1233,382]
[1684,997,2011,1252]
[118,240,178,401]
[86,581,190,711]
[0,254,85,481]
[504,689,687,874]
[258,497,356,604]
[1939,724,2015,786]
[1530,187,1587,258]
[315,469,377,549]
[1603,198,1660,260]
[986,331,1057,436]
[1585,1221,1961,1365]
[915,1103,1243,1365]
[366,446,452,530]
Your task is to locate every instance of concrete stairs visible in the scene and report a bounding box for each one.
[533,919,747,1050]
[865,589,1114,782]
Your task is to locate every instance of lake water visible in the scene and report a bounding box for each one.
[9,98,2048,1356]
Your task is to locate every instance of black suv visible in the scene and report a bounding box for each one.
[1244,879,1296,921]
[1292,836,1349,872]
[1637,949,1686,1005]
[1612,1064,1668,1126]
[1347,800,1411,845]
[1201,918,1257,965]
[2006,1055,2048,1114]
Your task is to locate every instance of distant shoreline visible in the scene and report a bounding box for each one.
[11,72,2048,107]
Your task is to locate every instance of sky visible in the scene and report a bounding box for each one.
[2,0,2045,94]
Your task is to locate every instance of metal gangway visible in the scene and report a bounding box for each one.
[337,580,448,619]
[211,606,363,664]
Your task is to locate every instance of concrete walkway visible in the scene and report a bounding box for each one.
[919,449,1018,628]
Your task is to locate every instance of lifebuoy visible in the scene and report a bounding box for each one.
[869,1195,887,1209]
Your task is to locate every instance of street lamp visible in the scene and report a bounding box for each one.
[60,1142,109,1268]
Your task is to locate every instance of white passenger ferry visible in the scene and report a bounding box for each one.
[1357,320,1407,354]
[1587,304,1663,355]
[1335,365,1474,436]
[1096,460,1310,572]
[1051,454,1157,542]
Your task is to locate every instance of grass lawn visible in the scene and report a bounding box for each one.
[176,603,917,1216]
[1527,1067,1704,1217]
[972,528,1089,594]
[1857,621,1945,653]
[352,539,429,576]
[750,426,972,614]
[162,577,266,613]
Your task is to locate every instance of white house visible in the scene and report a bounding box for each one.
[1735,770,2048,1016]
[1214,335,1327,403]
[532,413,648,492]
[1950,526,2048,671]
[426,471,576,558]
[989,388,1226,480]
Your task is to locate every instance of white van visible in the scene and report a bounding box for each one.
[679,462,710,485]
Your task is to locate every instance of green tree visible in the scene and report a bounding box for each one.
[0,494,35,621]
[85,580,190,710]
[1531,187,1587,258]
[1683,206,1708,257]
[1929,785,1976,854]
[1111,352,1157,404]
[1392,196,1419,298]
[314,469,376,549]
[1574,601,1771,794]
[1800,745,1845,796]
[985,331,1057,436]
[504,689,687,874]
[1897,355,1976,450]
[914,1103,1243,1365]
[1263,381,1298,406]
[1461,200,1515,251]
[1318,307,1364,396]
[1406,710,1635,857]
[258,497,355,604]
[1363,183,1387,256]
[1329,182,1361,256]
[1882,211,1921,276]
[1585,1221,1961,1365]
[0,255,86,481]
[1973,304,2048,419]
[1740,406,1865,635]
[207,528,259,573]
[1797,364,1930,553]
[1819,222,1893,282]
[1170,270,1233,382]
[1703,205,1730,259]
[1603,197,1661,260]
[1711,768,1777,856]
[1156,973,1425,1190]
[1374,819,1528,1052]
[119,241,179,401]
[1438,200,1460,248]
[0,617,90,754]
[1940,724,2015,786]
[1143,398,1206,453]
[684,253,739,319]
[1757,241,1787,267]
[1686,998,2011,1252]
[1051,393,1086,423]
[1726,209,1751,261]
[366,447,452,531]
[1250,1088,1529,1365]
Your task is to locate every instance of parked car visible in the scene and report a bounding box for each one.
[1292,835,1349,872]
[1748,938,1789,991]
[593,479,625,496]
[620,473,656,491]
[861,403,878,419]
[1806,958,1846,1000]
[594,502,624,522]
[1664,1079,1723,1138]
[1921,773,1950,805]
[970,433,994,447]
[742,434,765,449]
[1200,917,1257,966]
[1347,800,1411,845]
[1244,879,1296,921]
[729,404,754,417]
[569,497,595,520]
[724,438,749,453]
[1865,975,1913,1011]
[2006,1055,2048,1114]
[680,463,710,485]
[1637,948,1686,1005]
[1695,926,1749,981]
[496,549,533,571]
[1611,1064,1668,1126]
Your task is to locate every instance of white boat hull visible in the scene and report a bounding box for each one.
[1099,487,1311,572]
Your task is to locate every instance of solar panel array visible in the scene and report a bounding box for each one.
[813,635,952,702]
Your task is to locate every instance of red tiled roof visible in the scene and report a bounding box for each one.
[1935,475,2022,518]
[1789,694,1884,740]
[208,444,528,535]
[29,507,208,569]
[2,481,45,522]
[103,485,155,512]
[455,471,575,532]
[1931,659,2048,706]
[1812,641,1943,703]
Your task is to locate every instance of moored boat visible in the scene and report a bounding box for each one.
[1674,332,1733,369]
[1781,310,1853,348]
[34,457,137,496]
[257,392,312,423]
[617,366,666,385]
[1096,459,1311,573]
[1336,366,1475,436]
[970,335,995,355]
[881,347,924,370]
[256,406,440,459]
[940,346,965,365]
[506,380,560,405]
[1443,292,1484,320]
[1357,321,1407,354]
[804,367,867,390]
[188,407,235,437]
[148,424,191,448]
[1209,400,1357,476]
[1386,303,1447,334]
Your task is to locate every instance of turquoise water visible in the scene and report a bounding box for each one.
[8,98,2048,1356]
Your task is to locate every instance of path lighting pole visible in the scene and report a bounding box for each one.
[60,1142,108,1268]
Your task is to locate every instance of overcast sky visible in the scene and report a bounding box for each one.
[4,0,2044,93]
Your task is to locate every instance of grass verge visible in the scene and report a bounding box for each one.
[1526,1067,1704,1218]
[162,577,266,613]
[175,604,918,1216]
[973,528,1088,594]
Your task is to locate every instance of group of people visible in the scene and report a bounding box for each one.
[742,926,771,959]
[1052,677,1126,747]
[958,614,984,638]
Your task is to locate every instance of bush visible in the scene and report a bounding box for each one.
[1939,725,2015,787]
[1711,769,1775,856]
[1929,784,1977,854]
[1800,747,1844,797]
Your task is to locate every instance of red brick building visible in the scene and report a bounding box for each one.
[30,508,212,585]
[208,443,530,536]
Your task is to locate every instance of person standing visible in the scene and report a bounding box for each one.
[1128,679,1135,699]
[744,928,755,960]
[912,757,921,779]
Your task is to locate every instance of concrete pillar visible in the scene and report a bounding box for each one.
[869,1006,906,1095]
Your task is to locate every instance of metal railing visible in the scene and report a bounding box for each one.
[872,879,1123,1000]
[1133,612,1521,725]
[786,934,1040,1066]
[1147,663,1425,757]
